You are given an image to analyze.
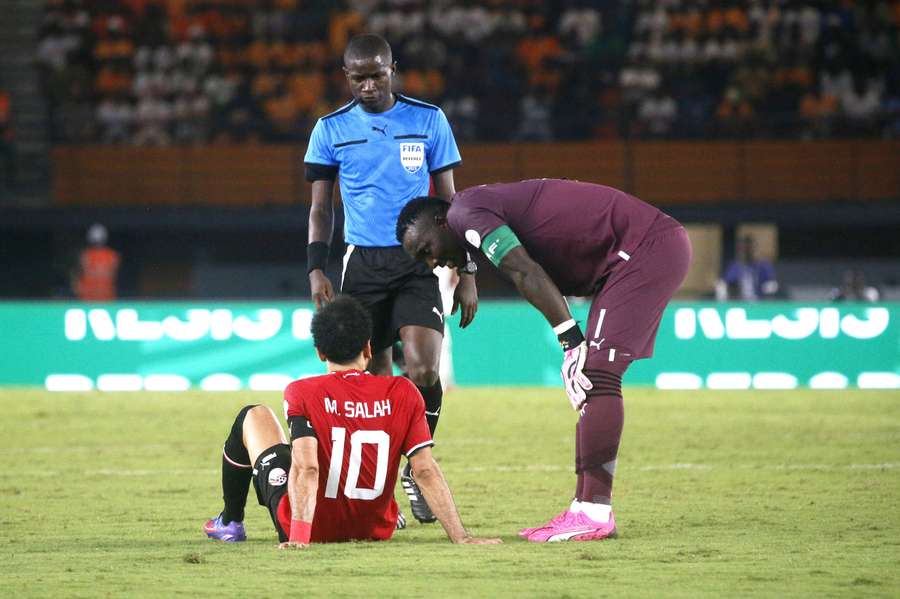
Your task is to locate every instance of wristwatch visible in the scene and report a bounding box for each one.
[459,258,478,275]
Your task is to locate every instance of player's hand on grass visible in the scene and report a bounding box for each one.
[561,341,592,410]
[309,270,335,309]
[452,275,478,328]
[278,541,309,550]
[456,535,503,545]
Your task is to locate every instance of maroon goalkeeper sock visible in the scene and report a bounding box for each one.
[576,370,624,505]
[574,417,585,499]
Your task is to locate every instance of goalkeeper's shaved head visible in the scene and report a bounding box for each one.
[344,34,392,67]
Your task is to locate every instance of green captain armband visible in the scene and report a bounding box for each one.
[480,225,522,267]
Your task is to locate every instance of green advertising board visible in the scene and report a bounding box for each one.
[0,302,897,391]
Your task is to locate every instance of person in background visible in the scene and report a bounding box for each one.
[304,34,475,525]
[396,179,692,543]
[73,223,121,301]
[718,235,778,301]
[829,269,880,302]
[204,296,499,547]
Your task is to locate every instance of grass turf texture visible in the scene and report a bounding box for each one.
[1,388,898,598]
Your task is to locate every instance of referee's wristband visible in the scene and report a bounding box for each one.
[307,241,329,274]
[289,519,312,544]
[554,319,585,351]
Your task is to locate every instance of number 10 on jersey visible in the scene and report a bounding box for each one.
[324,427,389,500]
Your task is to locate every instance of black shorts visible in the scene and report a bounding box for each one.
[340,245,444,351]
[252,443,291,542]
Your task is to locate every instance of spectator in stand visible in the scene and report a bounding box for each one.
[718,235,778,301]
[716,85,756,137]
[133,88,173,145]
[73,224,121,302]
[619,58,661,104]
[516,86,553,141]
[96,93,134,143]
[840,77,882,136]
[558,3,601,49]
[173,88,211,144]
[799,83,839,138]
[34,0,900,143]
[637,87,678,138]
[829,269,881,303]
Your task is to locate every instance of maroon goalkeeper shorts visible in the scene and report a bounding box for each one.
[584,215,692,371]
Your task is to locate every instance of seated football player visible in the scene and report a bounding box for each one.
[396,179,692,542]
[203,295,500,547]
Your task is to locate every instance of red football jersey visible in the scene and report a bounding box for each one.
[283,370,433,542]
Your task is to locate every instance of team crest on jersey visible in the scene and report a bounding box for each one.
[268,467,287,487]
[400,142,425,174]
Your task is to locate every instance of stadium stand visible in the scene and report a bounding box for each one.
[34,0,900,144]
[0,0,897,300]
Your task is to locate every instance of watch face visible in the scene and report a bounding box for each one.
[463,260,478,275]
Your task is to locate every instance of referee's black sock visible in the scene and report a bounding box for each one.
[416,380,443,436]
[220,405,256,524]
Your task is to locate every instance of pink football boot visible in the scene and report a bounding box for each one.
[525,510,617,542]
[518,509,578,538]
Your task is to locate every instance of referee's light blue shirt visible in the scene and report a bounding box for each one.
[304,95,462,247]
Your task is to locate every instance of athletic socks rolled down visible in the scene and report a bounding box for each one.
[416,379,443,436]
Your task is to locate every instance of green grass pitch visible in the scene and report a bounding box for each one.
[1,388,898,598]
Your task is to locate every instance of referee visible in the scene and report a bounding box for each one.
[303,34,477,524]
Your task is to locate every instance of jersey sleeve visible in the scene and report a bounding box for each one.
[284,381,319,441]
[304,118,339,182]
[427,109,462,174]
[447,194,522,267]
[398,380,434,457]
[284,380,313,421]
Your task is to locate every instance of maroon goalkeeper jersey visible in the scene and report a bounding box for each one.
[448,179,662,296]
[283,370,433,542]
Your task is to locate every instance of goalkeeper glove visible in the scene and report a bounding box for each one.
[561,341,592,410]
[555,319,592,410]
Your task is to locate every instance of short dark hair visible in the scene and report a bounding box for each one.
[344,34,392,65]
[311,295,372,364]
[395,196,449,243]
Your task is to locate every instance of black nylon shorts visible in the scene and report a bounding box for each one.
[340,245,444,351]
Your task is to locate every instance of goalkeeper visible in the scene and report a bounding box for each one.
[396,179,692,543]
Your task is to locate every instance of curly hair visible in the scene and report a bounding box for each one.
[311,295,372,364]
[395,196,449,244]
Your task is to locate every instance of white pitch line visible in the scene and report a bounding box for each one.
[452,463,899,473]
[1,464,897,479]
[0,444,176,454]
